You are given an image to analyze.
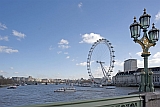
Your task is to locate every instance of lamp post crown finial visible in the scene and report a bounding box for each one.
[152,23,155,28]
[143,8,146,14]
[134,16,136,22]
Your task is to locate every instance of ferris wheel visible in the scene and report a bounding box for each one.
[87,38,115,84]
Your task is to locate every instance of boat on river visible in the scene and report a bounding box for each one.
[54,87,76,92]
[106,86,116,89]
[91,84,103,88]
[7,86,17,89]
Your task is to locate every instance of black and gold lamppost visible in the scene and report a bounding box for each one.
[130,9,159,92]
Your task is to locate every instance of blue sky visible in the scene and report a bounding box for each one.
[0,0,160,79]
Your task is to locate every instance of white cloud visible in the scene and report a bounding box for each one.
[10,67,14,70]
[129,53,132,58]
[0,70,4,73]
[0,22,7,30]
[137,59,143,68]
[93,67,103,77]
[149,52,160,66]
[155,11,160,21]
[79,33,103,44]
[0,70,7,74]
[58,39,70,49]
[114,60,123,67]
[153,52,160,58]
[136,52,142,57]
[57,51,62,54]
[58,45,70,49]
[78,2,83,8]
[76,62,87,66]
[12,30,26,40]
[66,56,70,59]
[136,52,160,68]
[58,39,69,45]
[0,36,9,41]
[0,46,18,53]
[49,45,54,50]
[64,52,68,54]
[149,58,160,65]
[14,72,18,74]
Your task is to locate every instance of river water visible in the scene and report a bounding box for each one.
[0,84,160,107]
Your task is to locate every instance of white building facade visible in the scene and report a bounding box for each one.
[112,58,160,87]
[112,67,160,87]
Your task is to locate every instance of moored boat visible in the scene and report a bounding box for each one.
[106,86,116,89]
[7,86,17,89]
[91,84,103,88]
[54,87,76,92]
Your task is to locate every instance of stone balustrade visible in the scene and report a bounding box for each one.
[22,92,160,107]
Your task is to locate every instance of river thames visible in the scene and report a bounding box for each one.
[0,84,160,107]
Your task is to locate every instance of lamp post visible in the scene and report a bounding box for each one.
[130,9,159,92]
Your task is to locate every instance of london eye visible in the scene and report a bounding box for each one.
[87,38,115,85]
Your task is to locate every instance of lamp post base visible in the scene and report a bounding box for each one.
[146,84,151,92]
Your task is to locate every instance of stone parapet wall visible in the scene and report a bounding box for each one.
[142,92,160,107]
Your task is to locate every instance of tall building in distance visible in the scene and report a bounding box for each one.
[124,59,137,72]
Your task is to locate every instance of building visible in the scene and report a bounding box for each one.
[112,67,160,87]
[41,79,49,83]
[26,76,34,81]
[112,58,160,87]
[124,59,137,72]
[0,75,4,79]
[12,76,34,82]
[12,77,21,81]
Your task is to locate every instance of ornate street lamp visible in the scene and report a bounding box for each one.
[148,23,159,43]
[130,9,159,92]
[130,17,141,40]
